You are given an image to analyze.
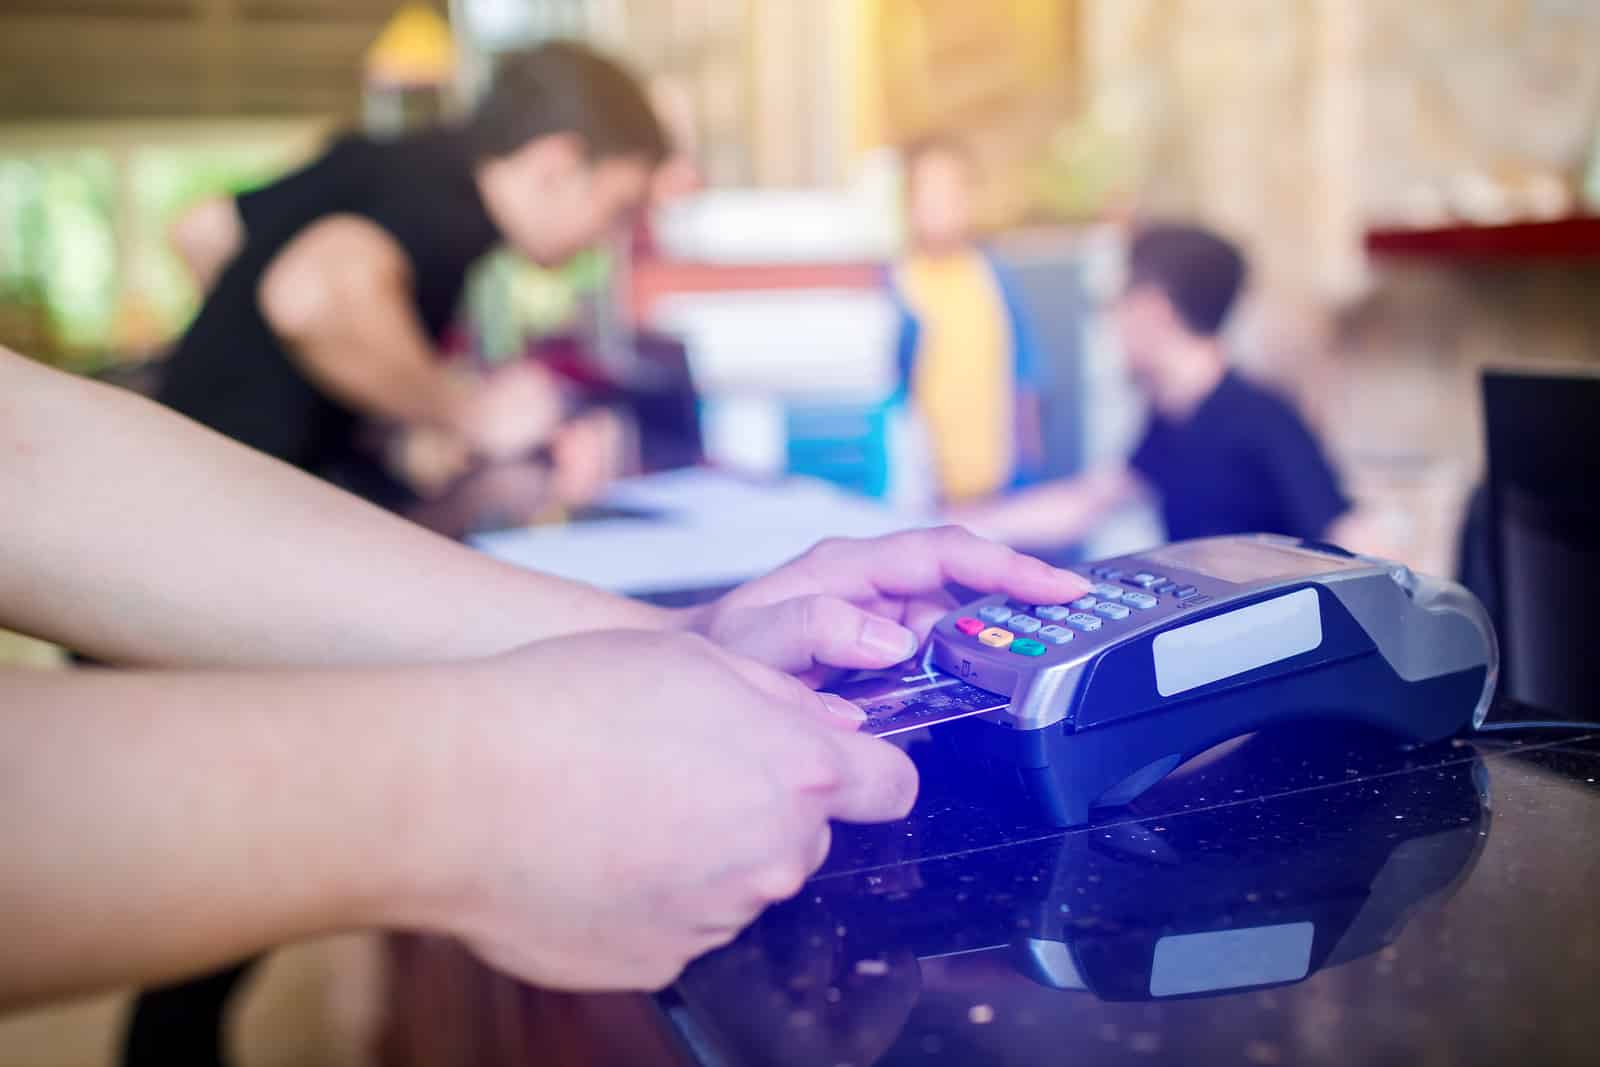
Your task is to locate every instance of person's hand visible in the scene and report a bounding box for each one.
[689,526,1091,685]
[387,423,474,497]
[403,459,558,538]
[450,361,566,462]
[401,630,917,991]
[550,408,630,508]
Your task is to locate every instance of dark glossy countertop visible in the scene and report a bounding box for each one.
[375,484,1599,1065]
[663,714,1600,1066]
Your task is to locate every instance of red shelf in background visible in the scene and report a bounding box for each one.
[1365,217,1600,262]
[630,259,884,323]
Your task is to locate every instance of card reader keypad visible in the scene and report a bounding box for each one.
[1037,624,1074,645]
[978,627,1014,648]
[949,561,1203,661]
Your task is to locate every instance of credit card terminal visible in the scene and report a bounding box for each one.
[921,534,1497,826]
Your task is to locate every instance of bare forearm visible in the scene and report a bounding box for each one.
[288,298,469,430]
[0,665,451,1008]
[0,351,669,667]
[1326,506,1400,562]
[951,467,1140,549]
[170,196,243,292]
[259,217,470,432]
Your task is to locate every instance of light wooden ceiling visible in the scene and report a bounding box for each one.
[0,0,432,120]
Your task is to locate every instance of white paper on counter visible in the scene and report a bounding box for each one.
[469,469,933,595]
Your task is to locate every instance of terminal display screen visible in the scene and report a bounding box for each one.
[1143,539,1361,585]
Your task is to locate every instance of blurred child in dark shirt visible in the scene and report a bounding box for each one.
[956,223,1383,554]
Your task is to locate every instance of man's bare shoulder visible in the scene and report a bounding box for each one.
[275,214,410,279]
[258,215,412,334]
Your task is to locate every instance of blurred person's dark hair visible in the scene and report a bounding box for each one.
[1127,224,1248,337]
[466,40,669,164]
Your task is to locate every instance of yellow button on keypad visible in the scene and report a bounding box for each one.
[978,627,1015,648]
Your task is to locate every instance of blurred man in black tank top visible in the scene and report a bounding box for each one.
[133,44,666,1063]
[159,41,666,500]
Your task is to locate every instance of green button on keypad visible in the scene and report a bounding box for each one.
[1010,638,1047,657]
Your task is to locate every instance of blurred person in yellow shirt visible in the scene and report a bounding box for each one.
[889,137,1044,505]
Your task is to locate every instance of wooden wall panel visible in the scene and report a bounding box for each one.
[240,0,412,23]
[0,0,427,119]
[1,0,191,16]
[854,0,1080,224]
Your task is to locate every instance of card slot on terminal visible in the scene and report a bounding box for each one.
[830,670,1010,738]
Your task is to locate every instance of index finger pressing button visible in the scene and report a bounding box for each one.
[977,604,1015,624]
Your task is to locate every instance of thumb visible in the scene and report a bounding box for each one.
[714,596,920,676]
[819,729,920,824]
[704,641,869,730]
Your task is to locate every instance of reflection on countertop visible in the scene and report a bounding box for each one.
[667,724,1600,1066]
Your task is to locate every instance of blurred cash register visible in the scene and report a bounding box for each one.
[1462,365,1600,720]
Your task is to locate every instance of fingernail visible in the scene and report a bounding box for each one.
[862,617,919,662]
[820,693,867,723]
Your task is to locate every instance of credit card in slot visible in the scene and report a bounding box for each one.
[829,670,1010,738]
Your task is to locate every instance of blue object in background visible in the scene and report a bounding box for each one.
[784,400,895,499]
[987,239,1092,488]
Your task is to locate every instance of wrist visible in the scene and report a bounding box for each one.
[368,651,589,957]
[434,377,478,439]
[664,602,712,638]
[336,664,482,937]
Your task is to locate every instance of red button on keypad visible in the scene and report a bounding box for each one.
[955,616,985,636]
